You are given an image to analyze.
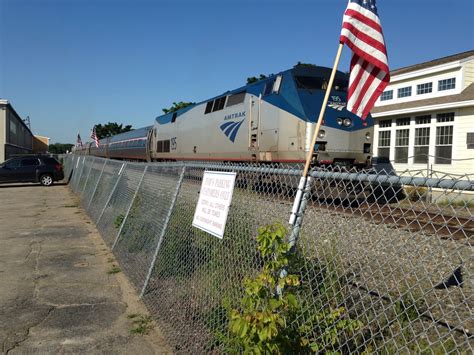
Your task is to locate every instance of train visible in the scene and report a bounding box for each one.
[75,63,374,169]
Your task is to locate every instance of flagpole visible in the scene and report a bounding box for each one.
[302,42,344,178]
[288,42,344,226]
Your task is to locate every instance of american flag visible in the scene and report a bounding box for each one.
[76,133,83,147]
[340,0,389,119]
[90,126,100,148]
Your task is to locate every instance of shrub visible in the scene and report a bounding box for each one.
[221,224,363,354]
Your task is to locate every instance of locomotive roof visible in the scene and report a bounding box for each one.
[154,65,349,124]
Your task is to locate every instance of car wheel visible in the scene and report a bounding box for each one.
[40,174,53,186]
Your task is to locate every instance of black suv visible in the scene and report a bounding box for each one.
[0,155,64,186]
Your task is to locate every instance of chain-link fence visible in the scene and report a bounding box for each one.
[62,154,473,353]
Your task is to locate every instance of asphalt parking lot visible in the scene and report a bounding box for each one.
[0,183,171,354]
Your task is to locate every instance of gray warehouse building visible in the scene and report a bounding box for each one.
[0,99,34,163]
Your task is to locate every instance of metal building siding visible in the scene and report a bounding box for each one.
[0,106,5,162]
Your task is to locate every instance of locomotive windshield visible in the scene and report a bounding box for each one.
[295,76,348,92]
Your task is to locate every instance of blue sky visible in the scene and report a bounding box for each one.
[1,0,473,144]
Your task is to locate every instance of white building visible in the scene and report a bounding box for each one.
[371,50,474,176]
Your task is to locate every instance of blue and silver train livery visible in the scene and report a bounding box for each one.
[150,64,373,167]
[80,64,373,168]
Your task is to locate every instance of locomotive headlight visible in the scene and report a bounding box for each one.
[365,132,371,141]
[336,117,343,126]
[318,129,326,139]
[343,118,352,127]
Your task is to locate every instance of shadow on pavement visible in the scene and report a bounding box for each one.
[0,182,69,189]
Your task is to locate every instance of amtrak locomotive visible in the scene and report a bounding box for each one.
[77,64,373,168]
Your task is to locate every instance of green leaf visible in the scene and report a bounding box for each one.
[269,298,281,310]
[309,342,320,352]
[286,293,298,308]
[239,322,249,338]
[258,327,269,341]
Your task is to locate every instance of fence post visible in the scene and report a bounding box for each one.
[70,155,81,187]
[277,176,313,296]
[73,156,86,192]
[96,162,126,225]
[112,165,148,250]
[81,157,96,196]
[140,166,186,298]
[87,159,108,210]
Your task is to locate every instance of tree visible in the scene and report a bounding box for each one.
[48,143,74,154]
[94,122,133,139]
[162,101,195,114]
[246,74,268,84]
[294,62,316,68]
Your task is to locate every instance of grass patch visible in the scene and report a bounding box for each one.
[130,314,154,335]
[127,313,141,319]
[436,199,474,208]
[107,257,115,263]
[404,186,427,202]
[107,265,121,274]
[114,214,125,229]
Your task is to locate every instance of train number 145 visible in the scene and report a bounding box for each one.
[170,137,177,150]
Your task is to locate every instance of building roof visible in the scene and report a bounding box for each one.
[390,50,474,76]
[371,83,474,114]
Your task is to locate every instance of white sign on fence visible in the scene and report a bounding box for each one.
[192,171,237,239]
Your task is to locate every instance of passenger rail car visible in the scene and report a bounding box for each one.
[80,64,374,168]
[75,126,153,161]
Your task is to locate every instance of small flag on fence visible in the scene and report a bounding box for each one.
[340,0,390,119]
[90,126,100,148]
[76,132,83,147]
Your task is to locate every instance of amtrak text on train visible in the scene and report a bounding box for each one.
[224,111,246,121]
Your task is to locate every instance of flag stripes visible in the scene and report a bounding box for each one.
[340,0,389,119]
[90,126,100,148]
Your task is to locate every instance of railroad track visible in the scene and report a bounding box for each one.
[329,203,474,242]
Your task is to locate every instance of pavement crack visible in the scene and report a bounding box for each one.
[32,240,44,302]
[43,301,128,308]
[24,242,35,261]
[4,306,55,354]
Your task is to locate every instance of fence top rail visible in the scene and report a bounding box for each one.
[309,170,474,191]
[68,155,474,191]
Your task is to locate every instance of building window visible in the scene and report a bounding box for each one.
[467,133,474,149]
[398,86,412,98]
[10,119,17,135]
[415,115,431,125]
[396,117,410,126]
[438,78,456,91]
[378,131,391,158]
[435,126,453,164]
[414,127,430,164]
[380,90,393,101]
[436,112,454,123]
[417,82,432,95]
[395,129,409,163]
[379,119,392,128]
